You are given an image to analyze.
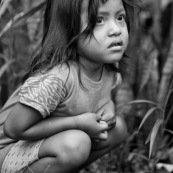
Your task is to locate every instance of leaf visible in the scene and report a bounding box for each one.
[157,163,173,173]
[0,60,14,78]
[128,152,150,162]
[139,51,156,91]
[165,129,173,135]
[0,53,8,61]
[164,88,173,124]
[117,99,158,109]
[0,0,12,17]
[149,119,164,158]
[145,131,151,144]
[0,12,24,38]
[158,43,173,105]
[0,1,46,38]
[138,107,159,132]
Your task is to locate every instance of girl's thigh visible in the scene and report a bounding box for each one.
[1,140,43,173]
[0,144,14,171]
[1,130,91,173]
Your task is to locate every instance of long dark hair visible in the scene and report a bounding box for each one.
[27,0,139,77]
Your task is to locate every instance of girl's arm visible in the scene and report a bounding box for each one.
[4,103,108,141]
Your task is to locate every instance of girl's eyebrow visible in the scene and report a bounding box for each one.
[98,8,126,15]
[97,11,109,16]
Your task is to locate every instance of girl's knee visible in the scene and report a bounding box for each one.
[39,130,91,167]
[109,116,127,147]
[61,130,91,164]
[116,116,127,139]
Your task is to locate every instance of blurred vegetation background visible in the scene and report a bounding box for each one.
[0,0,173,172]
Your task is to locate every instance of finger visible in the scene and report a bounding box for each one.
[96,109,104,116]
[101,112,115,122]
[99,120,107,124]
[107,123,116,130]
[96,131,108,140]
[101,112,110,121]
[107,119,116,126]
[93,139,101,143]
[99,120,108,129]
[96,113,102,122]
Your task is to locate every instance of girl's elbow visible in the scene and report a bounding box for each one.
[3,122,23,140]
[3,124,15,139]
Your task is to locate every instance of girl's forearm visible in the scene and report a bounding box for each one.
[5,115,80,141]
[4,103,104,141]
[17,116,80,140]
[4,103,84,141]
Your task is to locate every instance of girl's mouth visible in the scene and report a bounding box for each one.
[108,41,123,48]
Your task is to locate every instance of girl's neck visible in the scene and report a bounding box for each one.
[79,58,104,82]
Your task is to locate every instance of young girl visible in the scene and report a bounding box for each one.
[0,0,137,172]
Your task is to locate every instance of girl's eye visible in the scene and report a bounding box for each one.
[96,17,104,24]
[117,14,126,21]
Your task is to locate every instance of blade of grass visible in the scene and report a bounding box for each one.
[145,131,152,144]
[149,119,163,158]
[0,53,9,61]
[129,152,150,162]
[0,0,12,17]
[0,12,24,37]
[117,99,159,110]
[0,60,14,78]
[165,129,173,135]
[165,100,173,125]
[138,107,159,132]
[0,1,46,38]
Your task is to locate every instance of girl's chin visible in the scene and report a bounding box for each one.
[106,57,123,63]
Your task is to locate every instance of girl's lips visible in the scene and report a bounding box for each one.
[108,40,123,49]
[109,45,123,51]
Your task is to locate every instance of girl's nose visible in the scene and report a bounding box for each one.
[108,21,121,36]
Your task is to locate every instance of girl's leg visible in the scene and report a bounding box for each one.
[24,116,127,173]
[0,144,14,171]
[23,130,91,173]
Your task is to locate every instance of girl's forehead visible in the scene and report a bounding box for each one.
[99,0,125,11]
[81,0,125,14]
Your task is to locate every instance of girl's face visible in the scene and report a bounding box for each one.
[78,0,129,67]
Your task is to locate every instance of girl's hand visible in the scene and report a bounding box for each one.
[94,120,108,143]
[75,113,108,141]
[97,101,116,130]
[100,110,116,130]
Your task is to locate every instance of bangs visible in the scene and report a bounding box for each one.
[81,0,100,37]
